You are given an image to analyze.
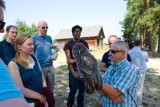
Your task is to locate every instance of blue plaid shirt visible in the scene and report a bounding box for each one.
[102,59,139,107]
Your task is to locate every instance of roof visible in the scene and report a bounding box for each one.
[54,25,105,40]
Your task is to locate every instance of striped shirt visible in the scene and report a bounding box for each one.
[102,59,139,107]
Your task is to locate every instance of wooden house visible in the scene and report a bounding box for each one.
[54,25,105,50]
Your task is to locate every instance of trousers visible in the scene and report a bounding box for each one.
[67,71,85,107]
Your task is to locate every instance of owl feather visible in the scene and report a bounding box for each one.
[72,43,102,94]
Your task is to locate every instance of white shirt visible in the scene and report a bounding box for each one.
[128,47,148,73]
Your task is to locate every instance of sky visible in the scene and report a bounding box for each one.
[2,0,127,42]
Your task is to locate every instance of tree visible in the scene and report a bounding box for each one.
[122,0,160,52]
[15,19,38,36]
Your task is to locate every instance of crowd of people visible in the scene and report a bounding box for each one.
[0,0,148,107]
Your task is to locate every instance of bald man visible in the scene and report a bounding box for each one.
[32,21,58,93]
[100,35,132,72]
[100,41,139,107]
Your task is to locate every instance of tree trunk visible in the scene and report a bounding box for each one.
[157,17,160,53]
[149,31,155,52]
[140,29,144,48]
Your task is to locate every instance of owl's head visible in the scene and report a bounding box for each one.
[72,43,89,58]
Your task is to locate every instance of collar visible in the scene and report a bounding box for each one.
[4,39,12,45]
[113,59,128,69]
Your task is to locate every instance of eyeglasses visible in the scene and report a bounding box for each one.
[0,20,5,30]
[42,26,48,29]
[109,43,112,45]
[109,49,123,54]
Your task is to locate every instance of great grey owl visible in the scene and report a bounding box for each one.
[72,43,103,94]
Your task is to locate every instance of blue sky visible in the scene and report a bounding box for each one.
[2,0,127,42]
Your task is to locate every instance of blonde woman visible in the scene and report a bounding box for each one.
[8,34,47,106]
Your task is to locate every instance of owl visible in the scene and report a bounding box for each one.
[72,43,102,94]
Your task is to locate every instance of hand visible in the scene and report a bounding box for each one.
[111,96,124,104]
[72,72,78,79]
[51,53,58,61]
[38,94,46,104]
[67,59,76,64]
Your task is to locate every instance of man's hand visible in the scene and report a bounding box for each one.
[67,59,76,64]
[51,53,58,61]
[72,71,78,79]
[111,96,124,104]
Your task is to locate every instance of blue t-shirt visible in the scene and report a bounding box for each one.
[0,59,23,101]
[32,34,53,67]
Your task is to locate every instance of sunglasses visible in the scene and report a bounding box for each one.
[0,20,5,30]
[109,43,112,45]
[110,49,123,54]
[42,26,48,29]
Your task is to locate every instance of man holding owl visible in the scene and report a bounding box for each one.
[63,25,89,107]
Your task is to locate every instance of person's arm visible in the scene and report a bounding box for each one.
[64,49,78,79]
[144,51,149,62]
[100,83,122,99]
[51,53,58,61]
[8,61,46,103]
[36,57,47,87]
[99,53,107,72]
[100,62,107,72]
[67,58,76,64]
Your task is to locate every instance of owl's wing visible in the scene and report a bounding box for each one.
[77,54,97,75]
[76,54,103,94]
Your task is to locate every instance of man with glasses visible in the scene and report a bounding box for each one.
[100,35,132,72]
[0,25,18,65]
[99,41,139,107]
[0,0,30,106]
[100,35,118,72]
[63,25,89,107]
[32,21,58,93]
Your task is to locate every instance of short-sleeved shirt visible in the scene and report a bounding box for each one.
[0,39,16,65]
[32,34,53,67]
[102,51,132,68]
[0,59,23,101]
[102,59,139,107]
[63,39,89,71]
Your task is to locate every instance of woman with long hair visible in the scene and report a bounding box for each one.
[8,34,49,107]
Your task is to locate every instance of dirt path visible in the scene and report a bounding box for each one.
[53,50,160,107]
[142,58,160,107]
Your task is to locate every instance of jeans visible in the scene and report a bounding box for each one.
[137,72,146,107]
[41,66,55,93]
[67,70,85,107]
